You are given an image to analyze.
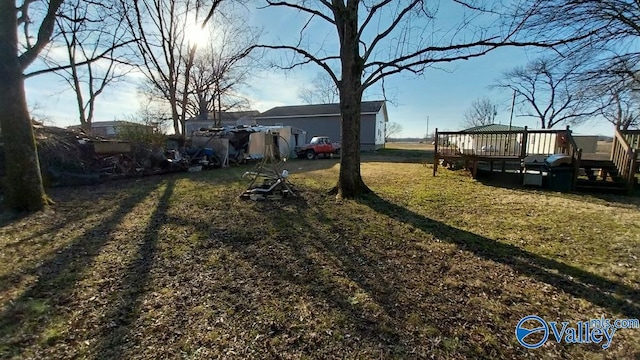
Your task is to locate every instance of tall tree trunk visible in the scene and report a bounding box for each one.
[169,90,181,135]
[332,2,371,198]
[0,2,48,211]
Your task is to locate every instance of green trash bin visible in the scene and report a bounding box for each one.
[546,166,573,192]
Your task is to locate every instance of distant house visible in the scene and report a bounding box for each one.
[68,121,154,138]
[254,101,388,151]
[185,110,260,136]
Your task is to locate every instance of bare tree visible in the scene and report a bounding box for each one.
[50,0,134,133]
[522,1,640,64]
[603,91,640,131]
[493,58,599,129]
[299,72,339,104]
[120,0,224,135]
[259,1,558,198]
[0,0,66,211]
[462,97,498,128]
[592,63,640,131]
[520,1,640,121]
[185,15,259,126]
[0,0,225,211]
[385,122,402,141]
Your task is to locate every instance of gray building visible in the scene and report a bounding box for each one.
[254,101,388,151]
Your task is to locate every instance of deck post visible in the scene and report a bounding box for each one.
[572,149,582,190]
[433,128,438,176]
[565,125,571,155]
[520,126,528,159]
[519,126,528,179]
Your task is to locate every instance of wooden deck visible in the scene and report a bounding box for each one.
[433,126,639,193]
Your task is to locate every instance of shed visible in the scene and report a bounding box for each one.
[246,125,307,159]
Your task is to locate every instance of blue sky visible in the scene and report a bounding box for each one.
[24,1,617,138]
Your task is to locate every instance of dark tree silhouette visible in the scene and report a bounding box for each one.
[0,0,64,211]
[493,58,599,129]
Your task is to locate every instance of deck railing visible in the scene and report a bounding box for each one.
[566,131,582,190]
[434,126,578,158]
[612,128,638,191]
[622,129,640,150]
[433,126,582,183]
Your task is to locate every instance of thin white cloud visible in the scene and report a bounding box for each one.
[25,72,142,128]
[242,70,311,111]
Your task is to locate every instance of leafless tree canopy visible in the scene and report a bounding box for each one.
[46,0,135,132]
[299,72,339,104]
[462,97,498,128]
[120,0,225,134]
[185,15,259,125]
[520,1,640,130]
[493,58,600,129]
[587,59,640,130]
[385,122,402,141]
[521,0,640,61]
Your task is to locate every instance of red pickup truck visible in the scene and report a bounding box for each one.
[296,136,341,159]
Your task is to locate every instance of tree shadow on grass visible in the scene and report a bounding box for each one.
[213,194,515,357]
[358,193,640,318]
[209,196,413,356]
[93,180,175,358]
[472,170,640,210]
[362,148,434,165]
[0,184,159,358]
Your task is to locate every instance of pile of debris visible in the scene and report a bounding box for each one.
[0,123,225,187]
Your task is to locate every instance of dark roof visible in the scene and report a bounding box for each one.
[216,110,260,121]
[68,120,152,129]
[463,124,525,133]
[257,101,385,118]
[187,110,260,122]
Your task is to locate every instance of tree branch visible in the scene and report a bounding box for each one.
[23,38,138,78]
[256,44,340,86]
[362,0,421,63]
[19,0,64,70]
[261,1,335,24]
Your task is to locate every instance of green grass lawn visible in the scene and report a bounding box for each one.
[1,151,639,359]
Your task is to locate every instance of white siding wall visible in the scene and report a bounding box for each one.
[376,109,386,145]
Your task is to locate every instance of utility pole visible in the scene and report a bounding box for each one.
[508,89,516,132]
[426,115,430,141]
[506,90,517,152]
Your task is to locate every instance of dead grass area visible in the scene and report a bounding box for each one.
[385,142,435,151]
[1,155,639,359]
